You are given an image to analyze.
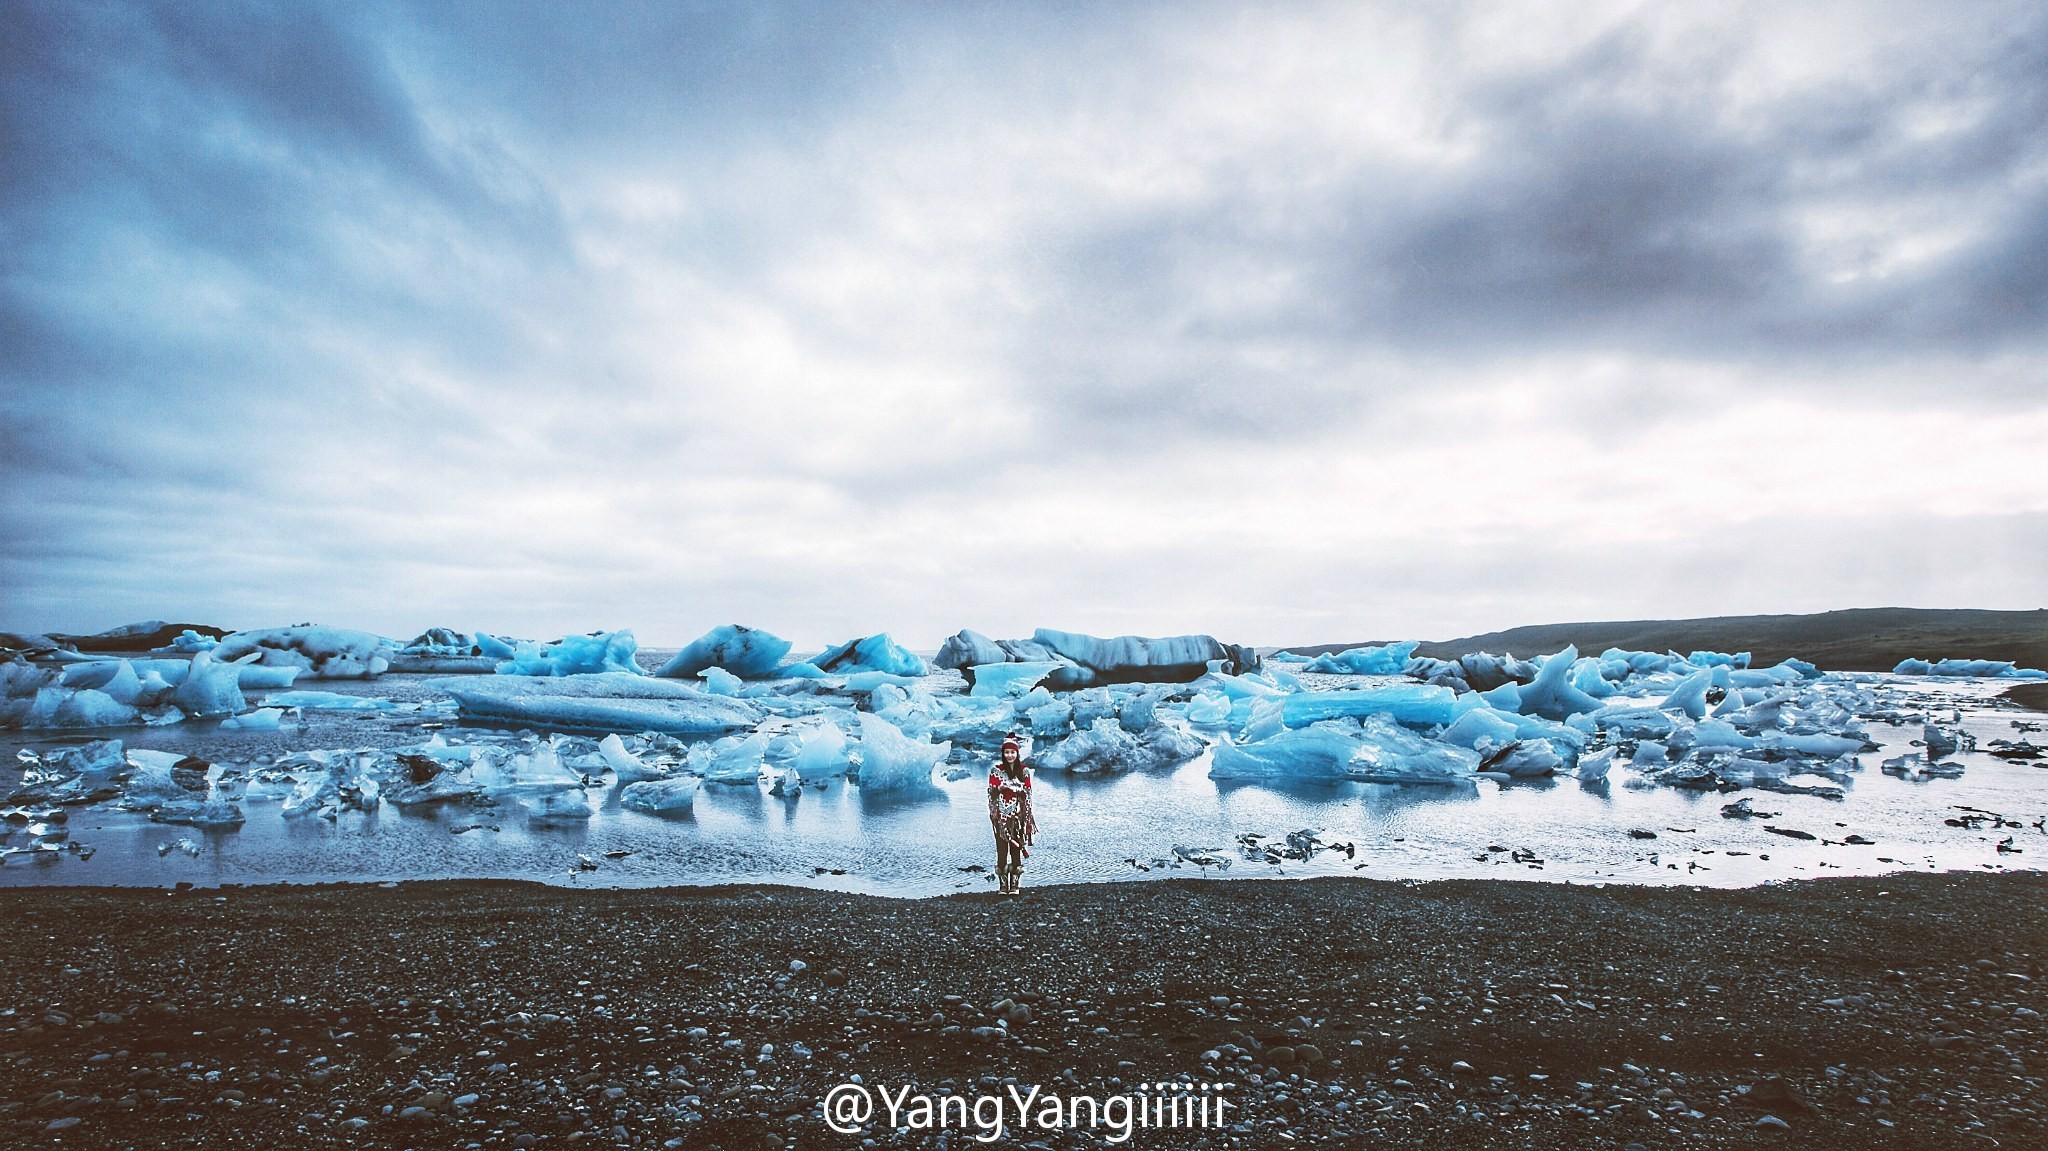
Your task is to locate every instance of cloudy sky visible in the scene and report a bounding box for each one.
[4,1,2045,649]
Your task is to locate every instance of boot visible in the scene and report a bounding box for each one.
[1006,865,1024,896]
[996,865,1013,895]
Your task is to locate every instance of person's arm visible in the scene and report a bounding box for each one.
[987,770,1001,826]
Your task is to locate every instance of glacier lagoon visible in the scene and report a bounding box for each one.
[2,657,2042,895]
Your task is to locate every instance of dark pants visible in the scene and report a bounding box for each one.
[995,833,1022,870]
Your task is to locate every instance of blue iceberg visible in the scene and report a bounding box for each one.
[1303,641,1419,675]
[656,624,795,679]
[494,630,644,677]
[812,633,928,677]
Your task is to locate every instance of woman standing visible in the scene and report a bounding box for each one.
[988,736,1036,896]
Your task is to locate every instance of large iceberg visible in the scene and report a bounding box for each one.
[494,630,644,676]
[939,628,1258,688]
[812,633,928,677]
[1893,657,2048,679]
[1302,641,1419,675]
[967,662,1065,698]
[442,673,761,734]
[655,624,795,679]
[212,626,395,679]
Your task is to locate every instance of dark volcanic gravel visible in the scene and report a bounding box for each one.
[2,873,2044,1149]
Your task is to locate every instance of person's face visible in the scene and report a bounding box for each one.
[1001,746,1018,764]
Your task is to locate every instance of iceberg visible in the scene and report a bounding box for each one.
[442,674,762,734]
[1034,717,1207,775]
[656,624,795,679]
[212,626,394,679]
[1211,715,1477,785]
[1278,683,1457,728]
[494,630,643,677]
[1892,657,2048,679]
[169,651,247,718]
[851,712,948,792]
[1303,641,1419,675]
[967,661,1066,698]
[620,775,702,812]
[782,721,857,780]
[1514,646,1604,720]
[698,667,746,696]
[595,733,668,782]
[693,733,770,783]
[262,690,394,710]
[812,633,928,677]
[220,707,284,731]
[937,628,1257,687]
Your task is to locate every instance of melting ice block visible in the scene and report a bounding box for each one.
[1278,683,1456,728]
[494,630,644,677]
[852,713,948,792]
[170,651,247,718]
[967,662,1065,698]
[1892,657,2048,679]
[812,633,928,677]
[1034,718,1207,775]
[1303,641,1419,675]
[656,625,795,679]
[213,626,394,679]
[442,674,761,735]
[620,775,702,812]
[1515,646,1604,720]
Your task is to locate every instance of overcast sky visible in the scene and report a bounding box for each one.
[4,1,2045,649]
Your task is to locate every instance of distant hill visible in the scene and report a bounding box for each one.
[1282,607,2048,673]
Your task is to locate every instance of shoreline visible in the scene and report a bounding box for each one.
[3,872,2042,1148]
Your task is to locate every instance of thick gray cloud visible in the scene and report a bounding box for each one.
[3,0,2044,647]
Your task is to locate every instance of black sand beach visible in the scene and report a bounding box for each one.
[3,873,2042,1149]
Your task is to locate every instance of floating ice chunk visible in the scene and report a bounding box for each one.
[1479,738,1569,778]
[1687,650,1751,669]
[1515,646,1604,720]
[1035,718,1206,775]
[1183,691,1233,727]
[656,625,794,679]
[813,633,928,677]
[620,774,702,812]
[1661,669,1715,720]
[785,722,857,780]
[841,670,927,693]
[590,734,660,782]
[220,708,284,731]
[1026,698,1073,736]
[494,630,643,677]
[851,712,947,792]
[935,629,1059,668]
[1303,641,1419,675]
[968,662,1065,698]
[1569,658,1619,699]
[1576,746,1615,783]
[443,674,761,735]
[170,651,246,718]
[1212,715,1476,785]
[1440,706,1522,751]
[1278,683,1457,728]
[1892,657,2048,679]
[262,690,394,710]
[1583,706,1677,740]
[162,629,220,653]
[150,798,245,826]
[1348,716,1482,784]
[1479,682,1523,711]
[690,734,764,783]
[698,667,745,696]
[213,626,394,679]
[1211,720,1363,782]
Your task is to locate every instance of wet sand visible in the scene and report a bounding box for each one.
[2,872,2043,1149]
